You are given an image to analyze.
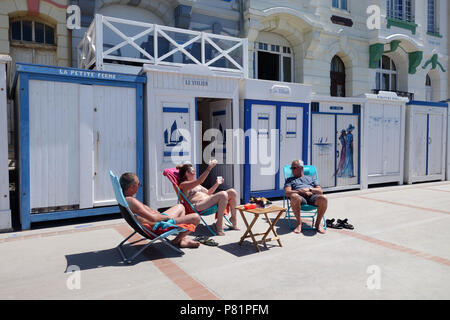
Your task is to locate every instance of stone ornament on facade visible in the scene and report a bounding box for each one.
[422,54,446,73]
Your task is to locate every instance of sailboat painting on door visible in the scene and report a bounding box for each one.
[164,121,184,147]
[162,106,190,160]
[314,137,332,155]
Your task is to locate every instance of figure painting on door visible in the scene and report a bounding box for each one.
[336,124,355,178]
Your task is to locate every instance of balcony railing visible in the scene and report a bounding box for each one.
[78,14,248,77]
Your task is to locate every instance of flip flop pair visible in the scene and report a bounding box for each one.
[194,235,219,246]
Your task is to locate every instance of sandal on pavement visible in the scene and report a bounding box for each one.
[196,237,219,246]
[337,218,354,230]
[225,223,240,231]
[326,218,343,229]
[194,235,209,242]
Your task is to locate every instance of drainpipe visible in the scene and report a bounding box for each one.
[68,29,73,67]
[239,0,245,37]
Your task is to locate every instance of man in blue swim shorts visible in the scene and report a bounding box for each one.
[120,172,201,248]
[284,160,328,234]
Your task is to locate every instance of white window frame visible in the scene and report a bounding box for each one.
[386,0,415,22]
[332,0,348,11]
[10,18,56,46]
[375,55,398,92]
[256,42,294,83]
[427,0,439,33]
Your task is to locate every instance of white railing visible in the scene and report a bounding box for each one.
[78,14,248,77]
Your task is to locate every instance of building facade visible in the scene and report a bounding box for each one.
[245,0,448,101]
[1,1,447,101]
[0,0,70,72]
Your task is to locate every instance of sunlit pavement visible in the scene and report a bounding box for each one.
[1,181,449,300]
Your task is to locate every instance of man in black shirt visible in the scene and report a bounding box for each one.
[284,160,328,234]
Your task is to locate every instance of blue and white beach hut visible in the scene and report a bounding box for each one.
[13,63,145,230]
[309,95,365,192]
[240,78,312,203]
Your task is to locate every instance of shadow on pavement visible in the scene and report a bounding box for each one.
[65,241,182,272]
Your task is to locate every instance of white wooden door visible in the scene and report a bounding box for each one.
[157,97,196,205]
[311,114,335,188]
[279,106,303,188]
[428,113,444,175]
[250,104,277,191]
[92,85,137,207]
[382,104,402,175]
[209,100,233,190]
[411,111,428,177]
[367,104,384,176]
[336,114,359,186]
[28,80,80,211]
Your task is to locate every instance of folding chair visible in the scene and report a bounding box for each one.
[282,165,327,231]
[109,171,186,264]
[163,168,232,236]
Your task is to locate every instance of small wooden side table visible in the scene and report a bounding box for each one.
[236,205,286,252]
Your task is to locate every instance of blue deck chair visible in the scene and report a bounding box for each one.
[163,168,232,236]
[109,171,186,264]
[282,165,327,231]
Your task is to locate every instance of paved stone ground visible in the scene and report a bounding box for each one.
[0,181,449,300]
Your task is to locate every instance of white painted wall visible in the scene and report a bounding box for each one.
[0,56,11,231]
[144,65,241,209]
[27,79,137,212]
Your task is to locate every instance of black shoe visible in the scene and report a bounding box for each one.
[326,218,343,229]
[337,218,354,230]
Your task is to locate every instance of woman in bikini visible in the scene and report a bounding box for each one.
[177,161,239,236]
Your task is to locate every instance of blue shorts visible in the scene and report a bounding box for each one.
[301,194,319,206]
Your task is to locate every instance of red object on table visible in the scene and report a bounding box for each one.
[244,203,257,210]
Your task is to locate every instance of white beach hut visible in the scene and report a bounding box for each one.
[144,64,242,210]
[404,100,448,184]
[13,63,145,229]
[0,55,11,232]
[360,91,409,188]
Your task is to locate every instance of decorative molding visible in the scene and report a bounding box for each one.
[427,32,443,39]
[408,51,423,74]
[369,43,384,68]
[330,15,353,27]
[422,54,446,72]
[386,17,417,35]
[384,40,401,53]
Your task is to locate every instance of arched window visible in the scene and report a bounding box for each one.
[330,56,346,97]
[9,18,57,72]
[425,74,432,101]
[10,19,55,45]
[375,55,397,92]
